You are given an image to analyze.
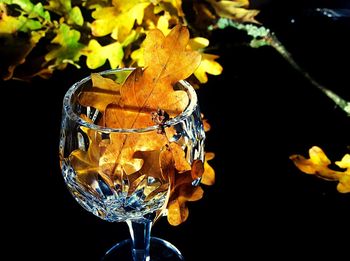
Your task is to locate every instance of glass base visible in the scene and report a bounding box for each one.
[102,237,184,261]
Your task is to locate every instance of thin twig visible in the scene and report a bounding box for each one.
[211,18,350,116]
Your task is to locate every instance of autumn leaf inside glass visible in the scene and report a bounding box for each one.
[79,25,200,129]
[61,26,215,229]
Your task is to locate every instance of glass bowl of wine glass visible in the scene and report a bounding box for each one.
[59,68,206,261]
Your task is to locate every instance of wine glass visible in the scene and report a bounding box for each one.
[59,68,206,260]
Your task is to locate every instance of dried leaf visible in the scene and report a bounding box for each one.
[201,152,215,185]
[99,130,168,182]
[191,160,204,180]
[167,199,184,225]
[201,114,211,132]
[70,25,214,226]
[78,73,121,113]
[167,183,204,226]
[134,150,164,180]
[91,73,121,92]
[105,25,200,129]
[170,143,192,173]
[69,126,103,186]
[290,146,350,193]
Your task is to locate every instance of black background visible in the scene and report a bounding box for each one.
[2,1,350,260]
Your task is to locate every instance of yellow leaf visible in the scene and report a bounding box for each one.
[335,154,350,193]
[71,26,216,226]
[290,147,350,193]
[91,0,150,42]
[78,73,121,114]
[169,143,191,173]
[106,26,200,131]
[191,160,204,180]
[82,39,124,69]
[188,37,223,83]
[69,126,105,186]
[45,23,84,66]
[131,47,145,67]
[336,154,350,169]
[130,10,172,67]
[167,199,184,225]
[201,152,215,185]
[194,54,223,83]
[167,184,204,226]
[162,0,184,17]
[208,0,260,24]
[188,37,209,50]
[0,4,22,34]
[157,14,171,34]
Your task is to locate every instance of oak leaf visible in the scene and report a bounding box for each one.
[290,146,350,193]
[105,25,201,129]
[188,37,223,83]
[45,23,84,69]
[45,0,83,25]
[91,0,150,42]
[73,26,214,225]
[4,0,50,21]
[201,152,215,185]
[69,123,103,187]
[82,39,124,69]
[208,0,260,24]
[0,3,43,33]
[167,176,204,225]
[78,73,121,114]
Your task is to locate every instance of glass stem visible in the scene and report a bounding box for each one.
[126,218,152,261]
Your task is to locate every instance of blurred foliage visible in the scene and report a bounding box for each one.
[1,0,348,194]
[0,0,260,81]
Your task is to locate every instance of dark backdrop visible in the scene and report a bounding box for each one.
[2,1,349,260]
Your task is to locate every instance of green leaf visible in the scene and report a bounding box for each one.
[17,15,42,32]
[45,0,83,25]
[31,3,51,21]
[68,6,84,26]
[45,23,84,67]
[4,0,50,21]
[45,0,71,13]
[0,4,42,33]
[3,0,34,13]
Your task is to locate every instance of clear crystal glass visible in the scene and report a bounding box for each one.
[59,68,205,260]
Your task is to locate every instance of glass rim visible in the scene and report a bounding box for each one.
[63,68,198,133]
